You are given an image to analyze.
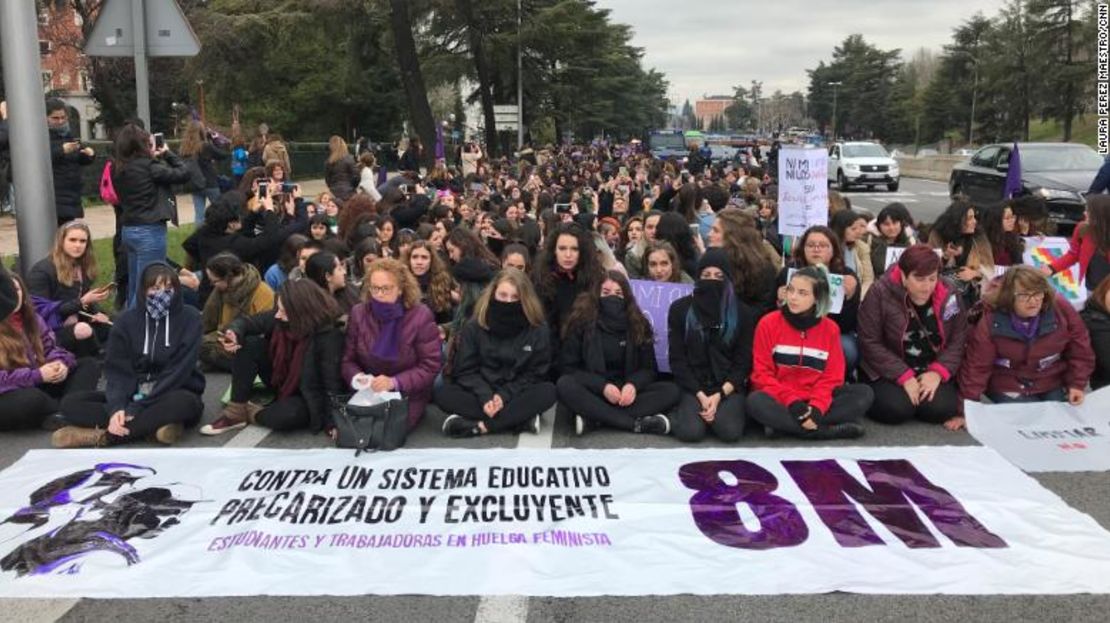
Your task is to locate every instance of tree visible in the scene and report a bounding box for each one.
[681,99,696,130]
[724,85,754,131]
[806,36,901,139]
[1027,0,1093,140]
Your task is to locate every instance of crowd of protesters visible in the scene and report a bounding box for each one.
[1,98,1108,448]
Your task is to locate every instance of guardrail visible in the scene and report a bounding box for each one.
[895,155,968,182]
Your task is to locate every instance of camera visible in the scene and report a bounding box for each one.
[153,133,165,149]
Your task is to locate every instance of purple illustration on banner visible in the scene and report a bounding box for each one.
[630,279,693,373]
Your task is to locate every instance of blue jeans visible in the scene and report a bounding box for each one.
[122,223,167,308]
[191,187,220,225]
[987,388,1067,404]
[840,333,859,379]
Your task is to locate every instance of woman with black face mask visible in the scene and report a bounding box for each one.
[667,249,757,442]
[54,263,203,447]
[199,279,346,437]
[434,268,556,438]
[557,270,680,436]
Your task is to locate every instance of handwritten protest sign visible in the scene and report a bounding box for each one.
[630,279,693,372]
[777,147,829,237]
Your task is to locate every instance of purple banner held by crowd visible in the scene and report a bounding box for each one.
[630,279,693,373]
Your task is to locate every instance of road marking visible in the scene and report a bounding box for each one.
[473,406,556,622]
[222,424,272,448]
[2,599,80,623]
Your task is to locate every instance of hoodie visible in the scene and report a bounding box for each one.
[103,264,205,416]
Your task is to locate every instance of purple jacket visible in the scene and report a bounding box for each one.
[341,301,442,428]
[0,314,77,394]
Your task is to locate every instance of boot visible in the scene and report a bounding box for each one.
[805,422,866,440]
[154,423,184,445]
[52,426,107,449]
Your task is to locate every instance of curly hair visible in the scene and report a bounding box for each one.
[363,258,421,309]
[338,194,379,244]
[714,208,777,295]
[533,222,604,299]
[404,240,457,314]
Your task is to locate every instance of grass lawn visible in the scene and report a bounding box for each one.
[1027,115,1099,146]
[87,224,196,290]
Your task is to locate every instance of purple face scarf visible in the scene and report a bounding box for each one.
[369,300,405,361]
[1010,313,1041,341]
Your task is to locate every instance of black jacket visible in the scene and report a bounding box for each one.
[197,142,229,189]
[667,295,756,395]
[26,258,98,320]
[228,310,346,432]
[325,155,359,201]
[183,209,285,272]
[104,274,205,416]
[559,323,657,392]
[1081,304,1110,391]
[448,318,551,404]
[49,126,94,220]
[113,152,193,226]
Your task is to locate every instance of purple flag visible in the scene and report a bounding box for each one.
[1004,142,1022,199]
[435,124,445,162]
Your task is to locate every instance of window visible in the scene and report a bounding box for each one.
[38,8,49,26]
[971,146,1000,169]
[41,71,53,93]
[39,40,51,55]
[79,71,92,93]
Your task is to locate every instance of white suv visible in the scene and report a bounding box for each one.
[827,141,900,192]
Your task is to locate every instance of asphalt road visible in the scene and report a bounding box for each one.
[1,362,1108,623]
[836,177,954,226]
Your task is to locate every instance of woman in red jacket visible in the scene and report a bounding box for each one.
[1042,194,1110,291]
[747,266,873,439]
[858,245,969,430]
[959,266,1095,413]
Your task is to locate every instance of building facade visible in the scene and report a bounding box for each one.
[38,3,103,141]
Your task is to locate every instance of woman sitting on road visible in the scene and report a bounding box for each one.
[199,252,275,371]
[667,250,756,442]
[434,269,555,438]
[54,264,201,446]
[642,241,694,284]
[305,251,359,321]
[708,208,779,314]
[1041,194,1110,293]
[342,259,442,431]
[928,200,995,304]
[200,279,345,437]
[405,240,458,329]
[1081,275,1110,391]
[264,233,308,292]
[27,221,112,358]
[832,210,875,297]
[748,266,873,440]
[858,245,969,430]
[867,203,918,278]
[958,266,1094,421]
[533,222,605,359]
[981,202,1024,266]
[558,270,679,436]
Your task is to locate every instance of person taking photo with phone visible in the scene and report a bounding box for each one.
[46,98,95,226]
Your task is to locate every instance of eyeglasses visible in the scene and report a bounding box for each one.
[1015,291,1046,303]
[805,242,832,250]
[368,284,397,295]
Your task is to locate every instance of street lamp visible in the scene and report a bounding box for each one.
[827,81,842,140]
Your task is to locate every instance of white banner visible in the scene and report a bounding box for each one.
[778,148,829,237]
[1,447,1109,598]
[966,387,1110,472]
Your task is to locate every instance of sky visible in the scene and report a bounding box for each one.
[596,0,1010,106]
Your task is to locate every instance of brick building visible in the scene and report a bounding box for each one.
[38,3,103,140]
[694,96,731,131]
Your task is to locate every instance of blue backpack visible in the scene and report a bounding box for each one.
[231,146,248,176]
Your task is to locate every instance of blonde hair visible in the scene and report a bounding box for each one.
[404,240,457,313]
[473,268,545,330]
[51,221,98,287]
[364,258,421,309]
[326,135,349,165]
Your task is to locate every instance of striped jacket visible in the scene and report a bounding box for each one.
[750,310,845,413]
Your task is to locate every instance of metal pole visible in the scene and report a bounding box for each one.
[132,0,151,128]
[517,0,524,150]
[831,84,840,140]
[0,0,58,274]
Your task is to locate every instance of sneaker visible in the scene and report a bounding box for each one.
[154,423,184,445]
[807,422,866,440]
[635,413,671,436]
[199,415,248,436]
[523,415,542,435]
[442,414,480,438]
[52,426,107,449]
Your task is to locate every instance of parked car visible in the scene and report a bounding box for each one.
[827,141,901,191]
[953,148,976,157]
[948,142,1102,231]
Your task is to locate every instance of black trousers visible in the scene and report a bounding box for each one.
[556,375,680,432]
[746,384,874,437]
[230,334,314,432]
[866,379,959,425]
[57,321,112,359]
[434,380,556,433]
[59,388,203,444]
[0,357,101,430]
[670,391,747,442]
